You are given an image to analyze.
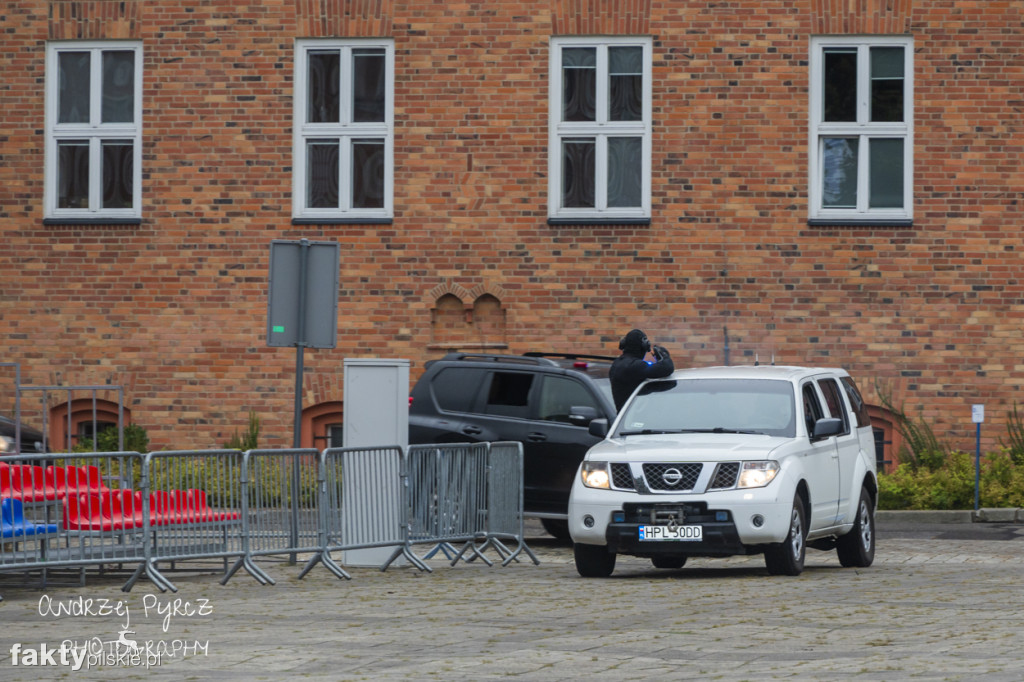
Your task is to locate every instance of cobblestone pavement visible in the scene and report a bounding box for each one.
[1,519,1022,681]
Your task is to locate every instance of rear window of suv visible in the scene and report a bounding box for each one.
[432,367,485,412]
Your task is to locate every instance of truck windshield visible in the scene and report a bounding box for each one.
[615,379,796,438]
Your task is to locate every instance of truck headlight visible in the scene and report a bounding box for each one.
[581,461,611,489]
[738,461,779,488]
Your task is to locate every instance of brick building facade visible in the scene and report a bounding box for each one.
[1,1,1021,459]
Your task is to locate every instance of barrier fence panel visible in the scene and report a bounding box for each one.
[393,443,490,569]
[233,448,320,585]
[317,446,409,576]
[480,442,539,566]
[142,450,247,592]
[1,451,149,595]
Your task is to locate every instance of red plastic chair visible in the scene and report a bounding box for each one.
[3,465,58,502]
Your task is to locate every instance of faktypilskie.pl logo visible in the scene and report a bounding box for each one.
[8,594,212,671]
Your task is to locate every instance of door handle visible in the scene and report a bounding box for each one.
[462,426,482,435]
[527,432,548,442]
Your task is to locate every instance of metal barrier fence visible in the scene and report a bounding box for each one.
[392,443,491,569]
[480,441,539,567]
[1,442,536,596]
[228,448,321,586]
[306,446,406,579]
[0,451,149,592]
[143,450,249,592]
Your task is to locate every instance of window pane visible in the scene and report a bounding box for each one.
[822,137,858,208]
[609,46,642,121]
[352,139,384,209]
[607,137,642,207]
[353,49,386,123]
[307,51,340,123]
[823,48,856,122]
[869,138,904,208]
[102,51,135,123]
[306,140,339,208]
[562,139,595,208]
[57,140,90,208]
[58,52,91,124]
[562,47,596,122]
[539,376,599,424]
[871,47,904,123]
[102,141,133,209]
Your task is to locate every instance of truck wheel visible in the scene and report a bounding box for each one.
[541,518,571,542]
[764,495,806,576]
[574,543,616,577]
[836,487,875,567]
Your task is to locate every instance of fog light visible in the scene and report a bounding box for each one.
[751,514,765,528]
[583,515,595,528]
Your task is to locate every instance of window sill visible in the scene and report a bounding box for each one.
[547,217,651,226]
[43,218,142,226]
[807,218,913,227]
[292,217,393,225]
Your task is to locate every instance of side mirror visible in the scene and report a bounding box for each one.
[567,405,599,427]
[588,418,609,438]
[811,417,843,441]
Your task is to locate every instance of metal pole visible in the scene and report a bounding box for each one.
[290,239,311,561]
[723,326,730,366]
[974,422,981,511]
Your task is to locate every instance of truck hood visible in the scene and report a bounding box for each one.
[585,433,789,461]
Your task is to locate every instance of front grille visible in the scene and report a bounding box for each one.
[610,463,634,490]
[642,462,702,491]
[709,462,740,489]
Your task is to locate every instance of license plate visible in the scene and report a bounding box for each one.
[639,525,702,541]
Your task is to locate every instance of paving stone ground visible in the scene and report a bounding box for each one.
[1,518,1022,681]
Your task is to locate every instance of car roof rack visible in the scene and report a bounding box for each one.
[439,352,556,366]
[522,352,617,363]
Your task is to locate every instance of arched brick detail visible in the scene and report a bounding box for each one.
[466,282,507,302]
[470,293,507,348]
[49,398,130,451]
[427,281,473,305]
[302,401,344,450]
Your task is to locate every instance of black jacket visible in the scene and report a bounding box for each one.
[609,348,675,412]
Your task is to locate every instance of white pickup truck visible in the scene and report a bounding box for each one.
[568,365,878,577]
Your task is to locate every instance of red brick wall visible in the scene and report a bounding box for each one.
[1,0,1022,453]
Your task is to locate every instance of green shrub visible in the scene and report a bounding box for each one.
[874,382,949,470]
[1000,402,1024,466]
[223,410,260,450]
[73,423,150,453]
[878,449,1024,510]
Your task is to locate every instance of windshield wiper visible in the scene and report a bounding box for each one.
[680,427,768,435]
[618,427,769,436]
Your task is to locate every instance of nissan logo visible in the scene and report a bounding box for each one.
[662,468,683,486]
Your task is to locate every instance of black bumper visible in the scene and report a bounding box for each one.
[605,502,748,557]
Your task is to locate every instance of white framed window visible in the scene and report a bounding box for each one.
[45,42,143,221]
[293,39,394,222]
[548,36,652,223]
[809,36,914,224]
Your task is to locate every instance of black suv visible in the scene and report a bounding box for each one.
[0,415,48,455]
[408,352,617,539]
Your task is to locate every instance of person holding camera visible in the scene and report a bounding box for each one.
[609,329,675,412]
